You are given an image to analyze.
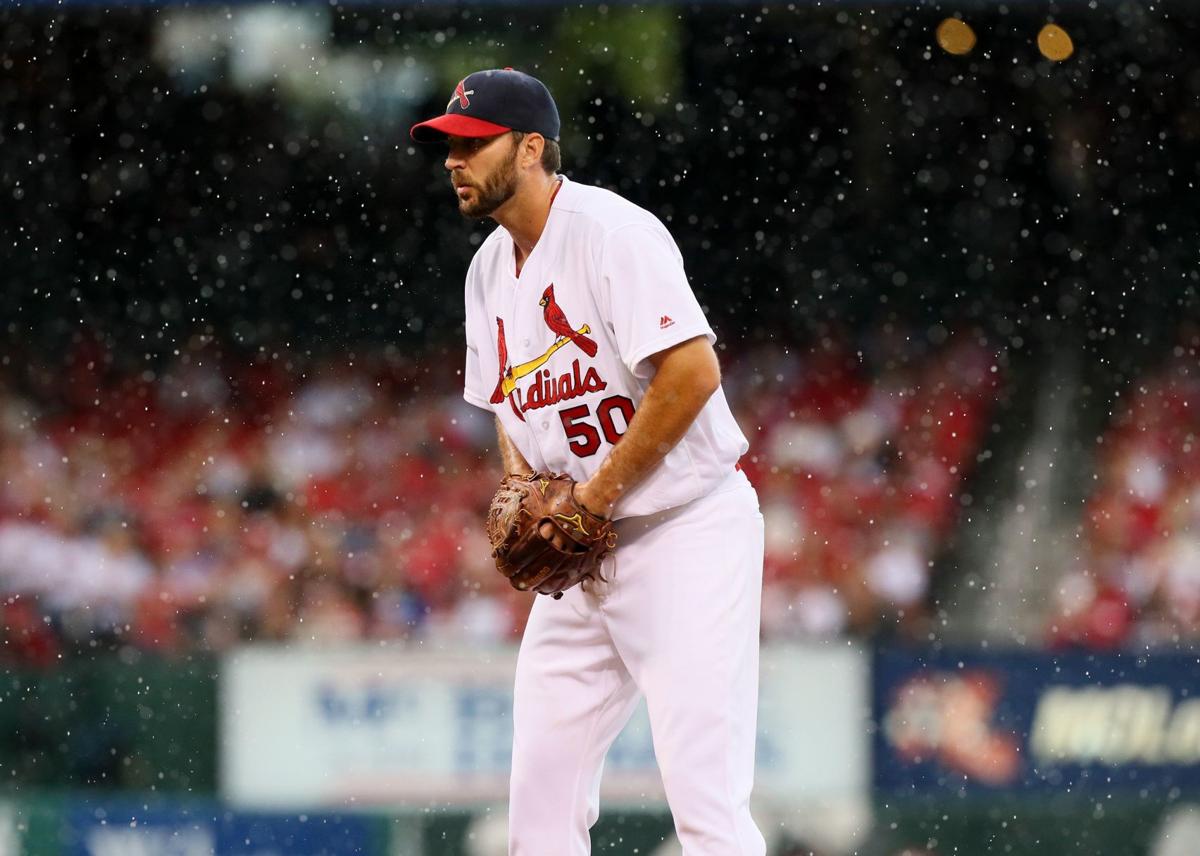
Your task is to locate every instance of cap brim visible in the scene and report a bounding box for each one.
[410,114,512,143]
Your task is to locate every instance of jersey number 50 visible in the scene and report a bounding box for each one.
[559,395,636,458]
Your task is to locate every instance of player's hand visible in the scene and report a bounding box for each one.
[538,520,567,549]
[537,482,610,549]
[536,481,611,548]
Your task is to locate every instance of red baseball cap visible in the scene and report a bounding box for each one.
[410,68,561,143]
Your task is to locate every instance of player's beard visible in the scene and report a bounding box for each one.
[457,140,519,220]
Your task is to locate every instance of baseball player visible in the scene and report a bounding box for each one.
[412,68,766,855]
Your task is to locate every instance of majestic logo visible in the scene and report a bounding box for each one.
[448,80,475,111]
[659,315,675,329]
[491,284,606,420]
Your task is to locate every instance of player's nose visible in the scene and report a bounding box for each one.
[444,142,470,172]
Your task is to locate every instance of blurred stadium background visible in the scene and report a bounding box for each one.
[1,0,1199,853]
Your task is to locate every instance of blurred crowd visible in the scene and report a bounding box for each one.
[733,330,999,640]
[0,327,1002,662]
[1051,329,1200,648]
[10,320,1197,660]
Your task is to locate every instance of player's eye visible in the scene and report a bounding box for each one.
[454,138,485,155]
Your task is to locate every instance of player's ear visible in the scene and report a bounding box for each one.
[521,133,546,171]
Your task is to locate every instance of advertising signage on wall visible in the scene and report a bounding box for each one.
[60,801,379,856]
[873,648,1200,795]
[221,644,869,809]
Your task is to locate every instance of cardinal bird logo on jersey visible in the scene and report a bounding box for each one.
[490,285,607,420]
[540,285,598,357]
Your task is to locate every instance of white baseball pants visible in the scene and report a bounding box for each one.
[509,470,766,856]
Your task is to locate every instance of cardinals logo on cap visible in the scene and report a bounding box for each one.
[448,79,474,111]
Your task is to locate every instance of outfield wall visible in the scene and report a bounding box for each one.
[3,646,1200,854]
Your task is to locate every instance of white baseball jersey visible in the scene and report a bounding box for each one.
[463,175,748,520]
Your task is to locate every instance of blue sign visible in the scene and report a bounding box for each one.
[64,801,379,856]
[873,648,1200,795]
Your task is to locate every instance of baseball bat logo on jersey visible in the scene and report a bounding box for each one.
[489,284,607,420]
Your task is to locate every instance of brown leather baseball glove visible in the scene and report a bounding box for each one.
[485,472,616,598]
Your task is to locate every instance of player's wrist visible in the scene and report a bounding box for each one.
[575,480,616,519]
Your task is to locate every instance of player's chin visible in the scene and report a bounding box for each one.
[459,197,496,221]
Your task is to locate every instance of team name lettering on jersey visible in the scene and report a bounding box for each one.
[515,360,607,413]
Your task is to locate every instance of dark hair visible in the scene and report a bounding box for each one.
[512,131,561,174]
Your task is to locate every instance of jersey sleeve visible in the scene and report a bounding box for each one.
[597,223,716,379]
[462,264,494,411]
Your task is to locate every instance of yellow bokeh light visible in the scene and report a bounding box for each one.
[936,18,977,56]
[1037,23,1075,61]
